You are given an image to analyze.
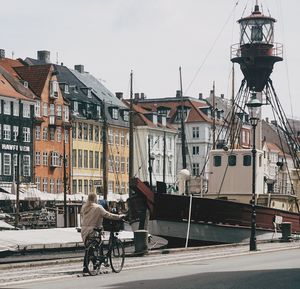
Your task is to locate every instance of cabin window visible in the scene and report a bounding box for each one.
[213,155,222,167]
[228,155,236,166]
[243,155,251,166]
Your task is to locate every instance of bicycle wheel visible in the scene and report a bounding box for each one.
[109,238,125,273]
[84,242,100,276]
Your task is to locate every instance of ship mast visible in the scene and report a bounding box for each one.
[129,71,134,197]
[179,66,187,169]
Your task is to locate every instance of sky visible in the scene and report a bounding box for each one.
[2,0,300,118]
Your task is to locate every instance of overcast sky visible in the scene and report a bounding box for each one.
[2,0,300,118]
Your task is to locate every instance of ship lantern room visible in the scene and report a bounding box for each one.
[231,2,283,92]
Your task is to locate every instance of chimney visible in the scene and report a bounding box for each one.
[140,92,145,100]
[221,94,224,99]
[199,93,203,100]
[134,93,140,100]
[74,65,84,73]
[37,50,51,63]
[0,49,5,59]
[115,92,123,100]
[210,90,214,98]
[266,117,269,123]
[176,90,181,98]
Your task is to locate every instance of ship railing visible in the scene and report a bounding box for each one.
[230,42,283,59]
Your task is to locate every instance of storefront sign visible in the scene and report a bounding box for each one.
[1,144,30,152]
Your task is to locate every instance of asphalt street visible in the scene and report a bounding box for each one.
[1,242,300,289]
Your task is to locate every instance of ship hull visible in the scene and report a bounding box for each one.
[129,178,300,245]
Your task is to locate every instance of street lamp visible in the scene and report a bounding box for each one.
[246,90,262,251]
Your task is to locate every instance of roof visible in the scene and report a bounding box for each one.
[0,73,32,101]
[15,64,52,97]
[70,69,126,108]
[0,58,23,78]
[134,97,213,124]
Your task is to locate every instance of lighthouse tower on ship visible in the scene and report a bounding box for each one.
[207,2,285,202]
[231,1,283,92]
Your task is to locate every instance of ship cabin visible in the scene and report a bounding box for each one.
[207,149,264,204]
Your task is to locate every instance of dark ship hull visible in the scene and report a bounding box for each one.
[130,178,300,245]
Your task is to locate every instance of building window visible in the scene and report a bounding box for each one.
[50,80,58,98]
[192,146,200,155]
[72,149,77,167]
[35,101,41,117]
[3,125,11,140]
[115,131,119,145]
[72,123,77,139]
[50,152,60,167]
[108,181,114,193]
[64,129,69,144]
[36,177,41,191]
[35,126,41,140]
[192,127,200,138]
[115,181,120,194]
[43,103,48,116]
[43,177,48,192]
[84,180,88,194]
[192,163,200,176]
[89,151,93,168]
[57,105,62,119]
[43,152,48,166]
[3,154,11,175]
[121,182,125,194]
[23,155,30,176]
[120,131,125,146]
[84,150,88,168]
[50,128,55,141]
[50,179,55,193]
[23,127,30,142]
[49,104,55,116]
[56,179,62,194]
[115,156,120,172]
[43,127,48,141]
[74,101,78,112]
[63,106,69,122]
[243,155,252,166]
[97,105,101,118]
[72,180,77,194]
[228,155,237,166]
[78,150,82,168]
[87,125,93,141]
[121,157,125,173]
[123,110,129,122]
[78,123,82,139]
[83,124,88,140]
[126,157,129,173]
[23,103,30,118]
[78,180,83,193]
[13,126,19,141]
[35,152,41,165]
[168,159,172,175]
[156,159,160,174]
[109,155,114,172]
[95,126,99,142]
[126,133,129,146]
[13,101,19,116]
[214,155,222,167]
[57,128,62,142]
[89,180,93,194]
[108,129,113,144]
[3,100,10,115]
[112,108,118,120]
[95,152,99,169]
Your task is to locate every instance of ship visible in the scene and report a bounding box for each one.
[129,2,300,247]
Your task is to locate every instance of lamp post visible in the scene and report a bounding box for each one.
[246,91,262,251]
[148,136,155,190]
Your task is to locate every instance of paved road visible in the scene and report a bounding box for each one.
[1,241,300,289]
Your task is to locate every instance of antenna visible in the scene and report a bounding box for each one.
[56,52,59,65]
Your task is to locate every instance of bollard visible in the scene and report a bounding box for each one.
[134,230,148,255]
[281,222,292,242]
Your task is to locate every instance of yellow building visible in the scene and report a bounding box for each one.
[56,64,129,203]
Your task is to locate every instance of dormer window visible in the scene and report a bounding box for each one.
[123,110,129,122]
[112,108,118,120]
[23,81,28,89]
[152,114,157,125]
[157,107,170,117]
[64,84,69,93]
[87,88,92,98]
[50,81,58,98]
[175,108,188,122]
[73,101,78,112]
[97,105,102,118]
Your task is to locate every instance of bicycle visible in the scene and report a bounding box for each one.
[84,219,125,275]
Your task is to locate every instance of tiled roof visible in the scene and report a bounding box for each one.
[15,64,52,96]
[0,73,31,101]
[134,97,213,124]
[0,58,23,78]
